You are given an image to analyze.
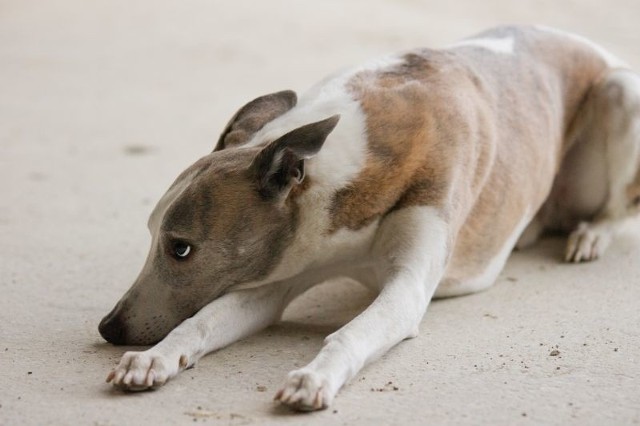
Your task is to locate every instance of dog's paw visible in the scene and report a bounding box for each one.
[274,369,333,411]
[106,350,187,391]
[565,222,611,263]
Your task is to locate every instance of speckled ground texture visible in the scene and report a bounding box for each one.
[1,1,639,425]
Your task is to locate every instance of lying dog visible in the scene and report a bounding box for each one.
[99,25,640,410]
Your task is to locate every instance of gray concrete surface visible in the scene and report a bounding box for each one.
[1,1,639,425]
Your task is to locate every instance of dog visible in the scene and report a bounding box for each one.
[99,25,640,411]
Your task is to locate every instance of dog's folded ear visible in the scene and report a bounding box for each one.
[251,115,340,200]
[215,90,298,151]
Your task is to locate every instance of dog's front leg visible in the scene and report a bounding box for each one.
[275,206,450,411]
[107,282,292,391]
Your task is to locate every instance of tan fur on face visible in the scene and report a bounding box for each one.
[108,147,301,344]
[160,149,299,289]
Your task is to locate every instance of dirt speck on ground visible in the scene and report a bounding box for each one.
[370,381,400,392]
[184,410,249,424]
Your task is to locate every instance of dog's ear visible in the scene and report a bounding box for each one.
[251,115,340,199]
[214,90,297,151]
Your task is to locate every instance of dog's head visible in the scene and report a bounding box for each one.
[99,90,339,345]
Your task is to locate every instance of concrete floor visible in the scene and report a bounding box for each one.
[1,0,639,425]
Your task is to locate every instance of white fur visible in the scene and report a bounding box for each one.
[450,36,515,54]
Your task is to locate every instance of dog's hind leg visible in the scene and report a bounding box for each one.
[274,206,450,411]
[565,69,640,262]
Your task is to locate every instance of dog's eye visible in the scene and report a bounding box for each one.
[172,241,191,259]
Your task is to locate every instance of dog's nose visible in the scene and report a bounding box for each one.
[98,311,127,345]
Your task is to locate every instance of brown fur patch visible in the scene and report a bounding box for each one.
[329,51,465,231]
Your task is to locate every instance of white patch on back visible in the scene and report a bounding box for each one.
[450,36,515,54]
[536,25,628,68]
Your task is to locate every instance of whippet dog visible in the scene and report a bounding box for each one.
[99,25,640,411]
